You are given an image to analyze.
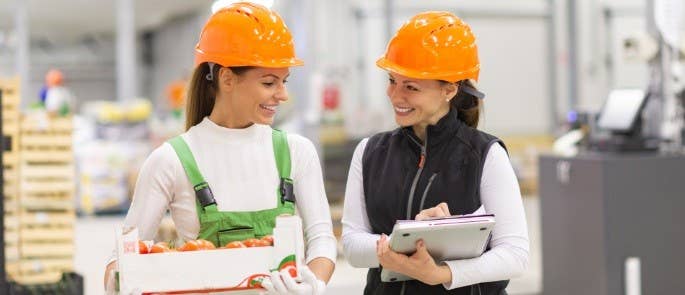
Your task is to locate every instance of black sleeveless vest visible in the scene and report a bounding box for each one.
[361,108,509,295]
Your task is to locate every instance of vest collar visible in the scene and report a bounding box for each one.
[401,107,464,148]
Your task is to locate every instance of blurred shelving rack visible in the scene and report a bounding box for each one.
[0,79,83,294]
[1,78,20,293]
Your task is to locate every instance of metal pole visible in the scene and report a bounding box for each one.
[14,0,29,109]
[547,0,559,131]
[566,0,579,111]
[384,0,394,41]
[354,8,366,108]
[604,8,615,90]
[116,0,136,102]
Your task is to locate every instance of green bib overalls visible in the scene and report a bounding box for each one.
[167,129,296,247]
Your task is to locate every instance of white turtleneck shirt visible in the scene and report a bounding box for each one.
[113,117,337,264]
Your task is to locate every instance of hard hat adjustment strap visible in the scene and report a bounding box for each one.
[205,62,216,81]
[459,82,485,100]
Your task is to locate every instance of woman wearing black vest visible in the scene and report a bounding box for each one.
[341,11,529,295]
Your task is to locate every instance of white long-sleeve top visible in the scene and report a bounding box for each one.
[341,138,529,289]
[111,117,337,265]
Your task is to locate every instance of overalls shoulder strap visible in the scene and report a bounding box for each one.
[167,130,296,208]
[168,136,217,208]
[272,129,296,204]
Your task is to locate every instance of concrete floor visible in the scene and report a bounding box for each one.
[73,197,541,295]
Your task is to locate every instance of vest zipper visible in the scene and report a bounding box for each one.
[418,173,437,212]
[406,134,427,219]
[401,132,425,295]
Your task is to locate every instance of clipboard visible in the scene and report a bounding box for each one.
[380,214,495,282]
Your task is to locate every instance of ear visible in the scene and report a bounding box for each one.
[217,67,235,92]
[442,82,458,102]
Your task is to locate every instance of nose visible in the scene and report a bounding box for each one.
[387,84,401,102]
[275,83,288,102]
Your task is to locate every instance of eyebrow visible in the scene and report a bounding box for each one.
[262,73,290,80]
[388,74,418,84]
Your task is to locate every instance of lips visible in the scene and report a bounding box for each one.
[394,106,414,114]
[259,104,277,112]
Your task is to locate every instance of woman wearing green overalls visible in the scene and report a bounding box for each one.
[104,3,336,294]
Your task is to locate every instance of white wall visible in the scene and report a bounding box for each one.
[148,11,208,111]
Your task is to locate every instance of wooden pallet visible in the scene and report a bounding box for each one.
[20,116,73,159]
[21,197,74,211]
[3,133,19,157]
[4,181,19,196]
[20,164,74,179]
[20,243,74,258]
[3,152,20,167]
[21,150,73,164]
[4,230,19,244]
[21,134,72,150]
[3,112,20,130]
[4,166,19,182]
[19,210,75,227]
[5,213,19,230]
[9,270,63,285]
[13,258,73,274]
[1,77,21,158]
[21,180,74,195]
[0,77,21,107]
[4,198,19,214]
[5,245,19,261]
[11,112,76,285]
[2,77,22,280]
[4,214,19,248]
[21,116,73,133]
[20,227,73,243]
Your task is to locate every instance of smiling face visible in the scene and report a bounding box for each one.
[386,72,457,128]
[215,67,290,127]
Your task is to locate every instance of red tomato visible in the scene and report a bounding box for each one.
[225,241,247,248]
[179,240,200,251]
[138,240,149,254]
[242,238,262,247]
[150,242,170,253]
[253,239,271,247]
[197,239,216,250]
[282,265,298,278]
[260,235,274,246]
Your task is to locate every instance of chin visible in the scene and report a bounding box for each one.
[257,117,274,125]
[394,117,415,127]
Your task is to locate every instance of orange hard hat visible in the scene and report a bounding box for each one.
[45,69,64,87]
[376,11,479,82]
[194,2,303,68]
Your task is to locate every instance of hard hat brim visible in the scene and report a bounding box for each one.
[376,56,479,83]
[195,50,304,68]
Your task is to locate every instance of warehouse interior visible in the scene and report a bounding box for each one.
[0,0,684,294]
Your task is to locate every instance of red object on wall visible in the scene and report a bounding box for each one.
[322,84,340,110]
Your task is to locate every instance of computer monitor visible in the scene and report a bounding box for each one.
[596,89,647,133]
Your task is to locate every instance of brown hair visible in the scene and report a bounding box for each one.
[185,63,253,130]
[441,79,482,128]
